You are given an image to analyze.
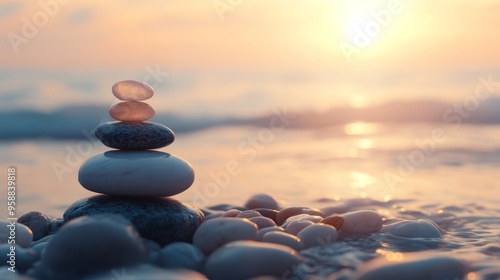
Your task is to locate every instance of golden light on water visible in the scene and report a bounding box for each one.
[350,171,375,189]
[375,249,405,262]
[358,138,374,149]
[345,122,379,136]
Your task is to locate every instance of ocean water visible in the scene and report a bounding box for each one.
[1,122,499,278]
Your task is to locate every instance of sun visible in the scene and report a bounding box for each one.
[342,0,405,48]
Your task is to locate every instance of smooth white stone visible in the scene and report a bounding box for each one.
[112,80,154,101]
[156,242,205,272]
[205,241,301,279]
[297,224,338,249]
[0,221,33,248]
[340,210,383,234]
[244,194,280,210]
[353,253,468,280]
[262,231,303,251]
[193,218,258,255]
[379,219,442,238]
[78,151,195,197]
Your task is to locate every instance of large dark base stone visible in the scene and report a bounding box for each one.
[63,195,204,246]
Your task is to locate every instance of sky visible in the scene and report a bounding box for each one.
[1,0,500,117]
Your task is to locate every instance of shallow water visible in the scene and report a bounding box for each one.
[1,123,499,278]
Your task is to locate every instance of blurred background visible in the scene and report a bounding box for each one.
[1,0,500,218]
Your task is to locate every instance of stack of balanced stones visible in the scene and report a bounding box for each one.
[63,80,204,246]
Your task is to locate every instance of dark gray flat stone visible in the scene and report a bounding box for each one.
[95,121,175,150]
[63,195,205,246]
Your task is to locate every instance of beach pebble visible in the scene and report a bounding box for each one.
[249,216,276,229]
[0,269,36,279]
[282,214,323,228]
[64,195,204,246]
[193,218,258,255]
[208,204,247,211]
[30,241,49,255]
[257,227,285,240]
[157,242,205,272]
[48,218,65,235]
[17,212,50,241]
[95,121,175,150]
[340,210,383,234]
[83,264,207,280]
[42,214,145,278]
[78,150,194,197]
[262,231,303,251]
[205,241,301,280]
[276,207,324,225]
[285,220,315,236]
[379,219,442,238]
[112,80,154,101]
[0,244,39,272]
[320,215,345,230]
[0,221,33,248]
[221,209,242,217]
[109,101,155,122]
[353,253,468,280]
[236,210,262,219]
[244,194,280,210]
[253,208,279,222]
[297,224,338,249]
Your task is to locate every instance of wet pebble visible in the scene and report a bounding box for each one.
[193,218,258,255]
[205,241,301,280]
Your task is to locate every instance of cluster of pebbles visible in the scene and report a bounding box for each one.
[0,81,473,280]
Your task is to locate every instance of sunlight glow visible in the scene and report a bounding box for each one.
[348,95,370,108]
[358,138,373,149]
[345,122,379,135]
[350,171,374,189]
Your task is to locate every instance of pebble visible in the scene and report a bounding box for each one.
[0,244,39,272]
[109,101,155,122]
[0,221,33,248]
[157,242,205,272]
[0,269,36,279]
[285,220,315,236]
[261,231,303,251]
[193,218,258,255]
[244,194,280,210]
[205,241,301,280]
[63,195,204,246]
[95,121,175,150]
[257,226,285,240]
[17,211,50,241]
[281,213,323,228]
[78,150,194,197]
[41,214,145,279]
[379,219,442,238]
[353,253,468,280]
[320,215,345,230]
[276,207,324,225]
[249,216,276,229]
[253,208,279,222]
[340,210,383,234]
[112,80,154,101]
[297,224,338,249]
[236,210,262,219]
[221,209,242,217]
[83,264,207,280]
